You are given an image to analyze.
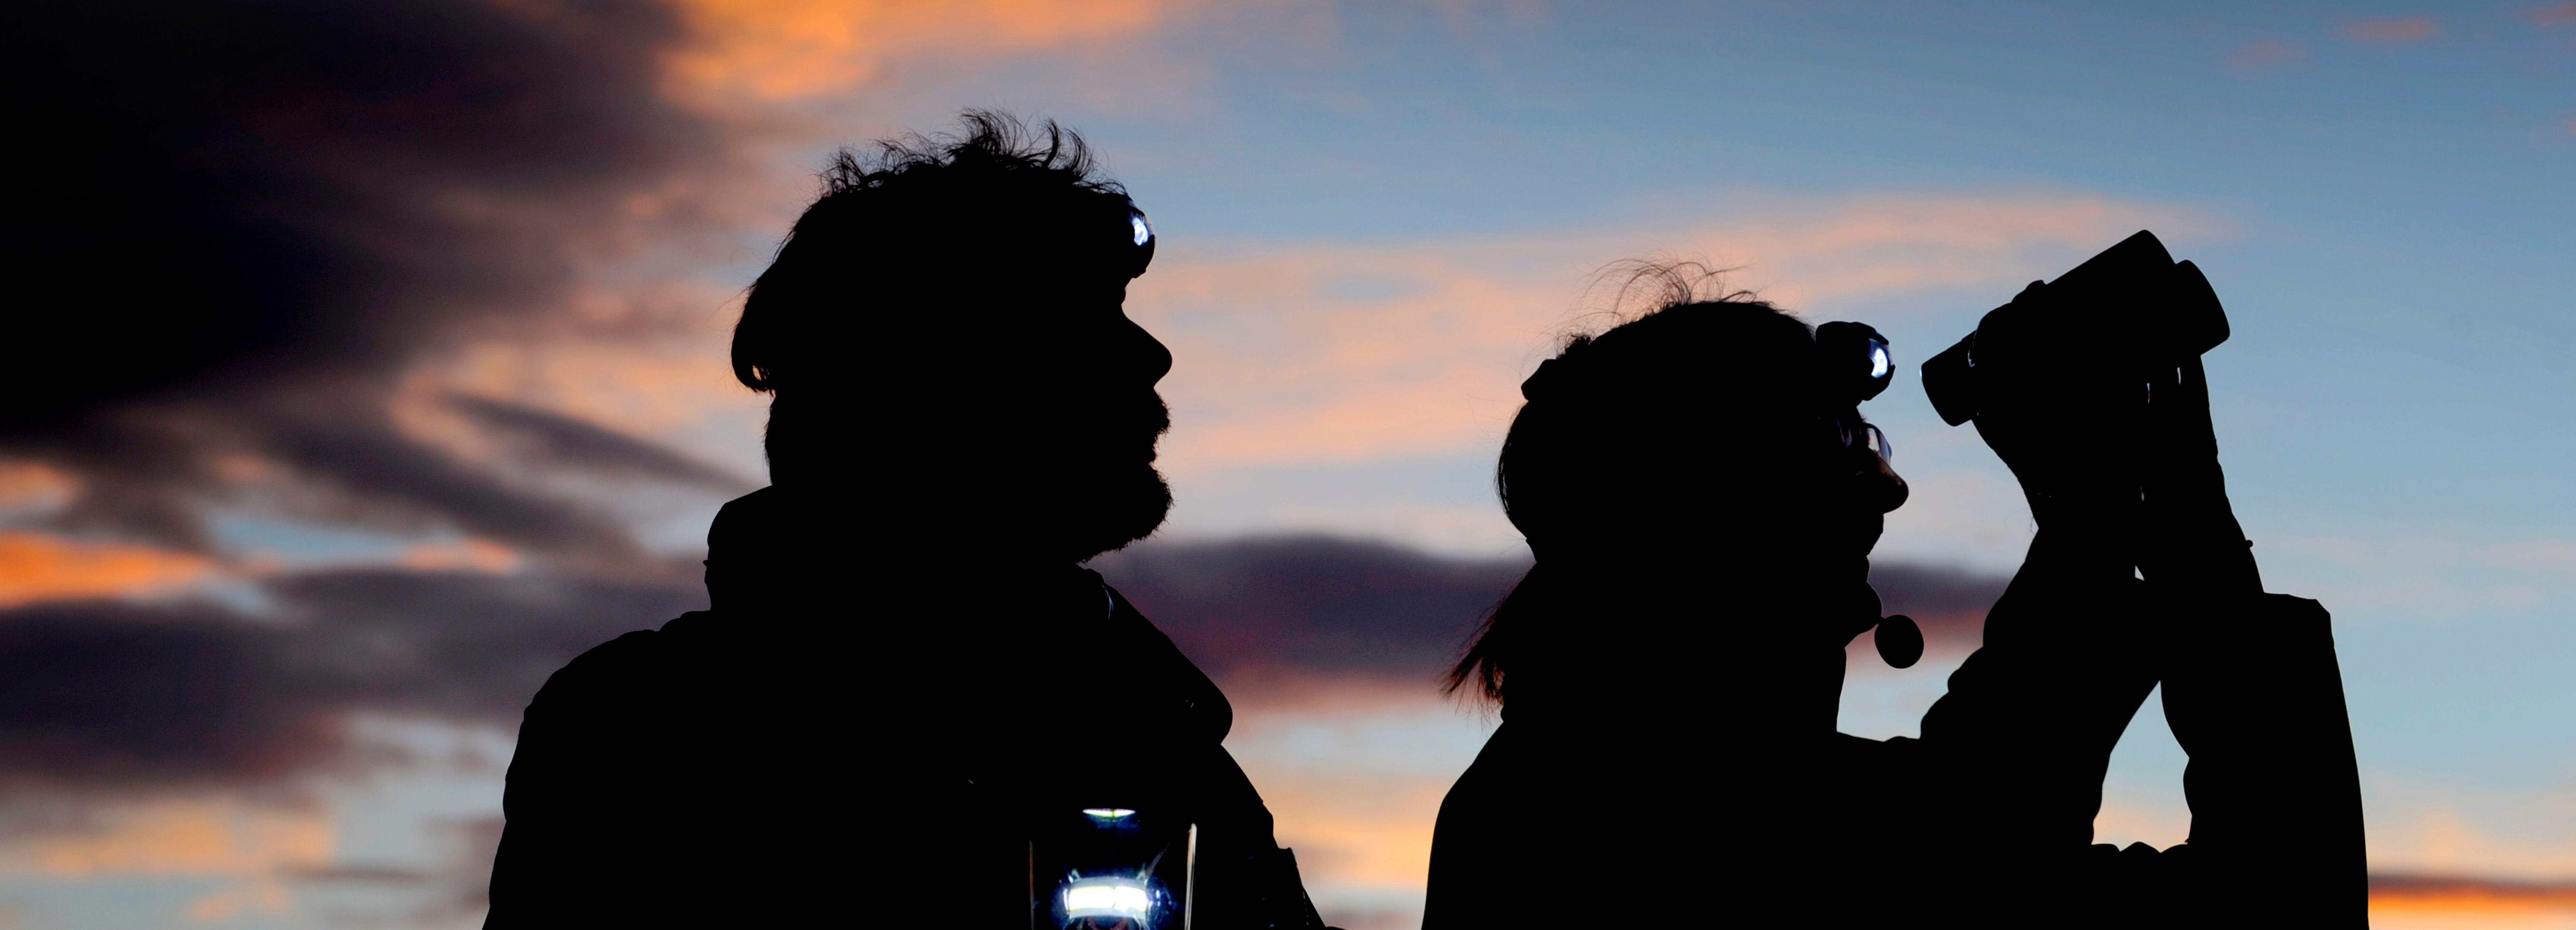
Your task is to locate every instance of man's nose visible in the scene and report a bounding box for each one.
[1121,309,1172,386]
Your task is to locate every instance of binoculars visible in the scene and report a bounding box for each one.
[1920,230,2230,426]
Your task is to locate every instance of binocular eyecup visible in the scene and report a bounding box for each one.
[1921,230,2230,427]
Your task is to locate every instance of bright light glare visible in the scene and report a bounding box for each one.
[1064,880,1152,918]
[1869,346,1891,379]
[1082,808,1136,819]
[1129,213,1152,246]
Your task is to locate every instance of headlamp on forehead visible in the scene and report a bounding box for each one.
[1816,321,1894,407]
[1118,199,1157,280]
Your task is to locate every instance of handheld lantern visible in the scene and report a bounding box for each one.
[1031,806,1195,930]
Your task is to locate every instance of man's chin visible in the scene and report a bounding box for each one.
[1061,463,1173,563]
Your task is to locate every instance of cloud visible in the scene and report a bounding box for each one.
[2,0,749,562]
[1865,560,2010,651]
[2342,17,2441,44]
[2371,873,2576,910]
[0,533,213,607]
[0,563,700,794]
[0,532,1997,798]
[1138,192,2219,474]
[1098,535,1525,683]
[663,0,1191,102]
[444,394,751,490]
[2230,39,2307,70]
[1096,535,2004,691]
[2528,2,2576,26]
[287,815,505,924]
[0,605,334,792]
[4,799,331,879]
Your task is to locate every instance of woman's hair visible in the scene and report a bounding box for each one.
[1445,266,1825,703]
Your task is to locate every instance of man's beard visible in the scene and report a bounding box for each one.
[1055,457,1172,563]
[761,388,1174,563]
[1047,390,1174,562]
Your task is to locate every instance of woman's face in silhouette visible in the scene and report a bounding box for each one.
[1611,404,1909,642]
[1774,414,1909,647]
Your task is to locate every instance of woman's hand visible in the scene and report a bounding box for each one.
[2139,357,2262,597]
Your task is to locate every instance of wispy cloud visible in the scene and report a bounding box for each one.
[2371,873,2576,911]
[2230,39,2307,70]
[2342,17,2441,44]
[662,0,1193,102]
[1137,192,2220,473]
[4,798,331,879]
[2528,2,2576,26]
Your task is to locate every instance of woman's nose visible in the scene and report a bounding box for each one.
[1858,448,1909,514]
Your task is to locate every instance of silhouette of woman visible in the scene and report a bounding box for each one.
[1421,269,2364,927]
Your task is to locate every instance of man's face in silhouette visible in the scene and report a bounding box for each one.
[937,216,1175,563]
[1000,266,1177,563]
[777,207,1174,564]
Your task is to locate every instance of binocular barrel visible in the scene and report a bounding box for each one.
[1921,230,2230,426]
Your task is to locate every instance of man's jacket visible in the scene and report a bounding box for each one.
[485,488,1326,928]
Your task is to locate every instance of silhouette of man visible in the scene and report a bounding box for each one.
[1422,283,2363,927]
[484,113,1329,929]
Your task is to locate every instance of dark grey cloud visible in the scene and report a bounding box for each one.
[1096,536,1529,680]
[1097,536,2006,684]
[0,535,2005,795]
[1868,561,2011,650]
[2,0,738,557]
[2369,872,2576,904]
[0,604,330,791]
[0,562,700,793]
[449,395,753,490]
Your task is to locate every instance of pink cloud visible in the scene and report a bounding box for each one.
[2342,17,2441,44]
[2529,2,2576,25]
[1134,191,2223,474]
[2230,39,2306,69]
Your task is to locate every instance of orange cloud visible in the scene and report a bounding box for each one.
[664,0,1188,101]
[2343,17,2441,44]
[0,532,212,608]
[3,799,331,878]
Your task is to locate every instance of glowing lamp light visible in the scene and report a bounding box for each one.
[1063,877,1154,920]
[1869,345,1892,379]
[1129,212,1153,247]
[1082,808,1137,819]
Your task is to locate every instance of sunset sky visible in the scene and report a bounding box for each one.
[3,1,2572,927]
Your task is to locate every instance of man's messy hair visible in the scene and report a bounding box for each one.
[732,110,1128,393]
[817,110,1126,203]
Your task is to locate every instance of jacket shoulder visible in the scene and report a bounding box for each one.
[523,617,697,718]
